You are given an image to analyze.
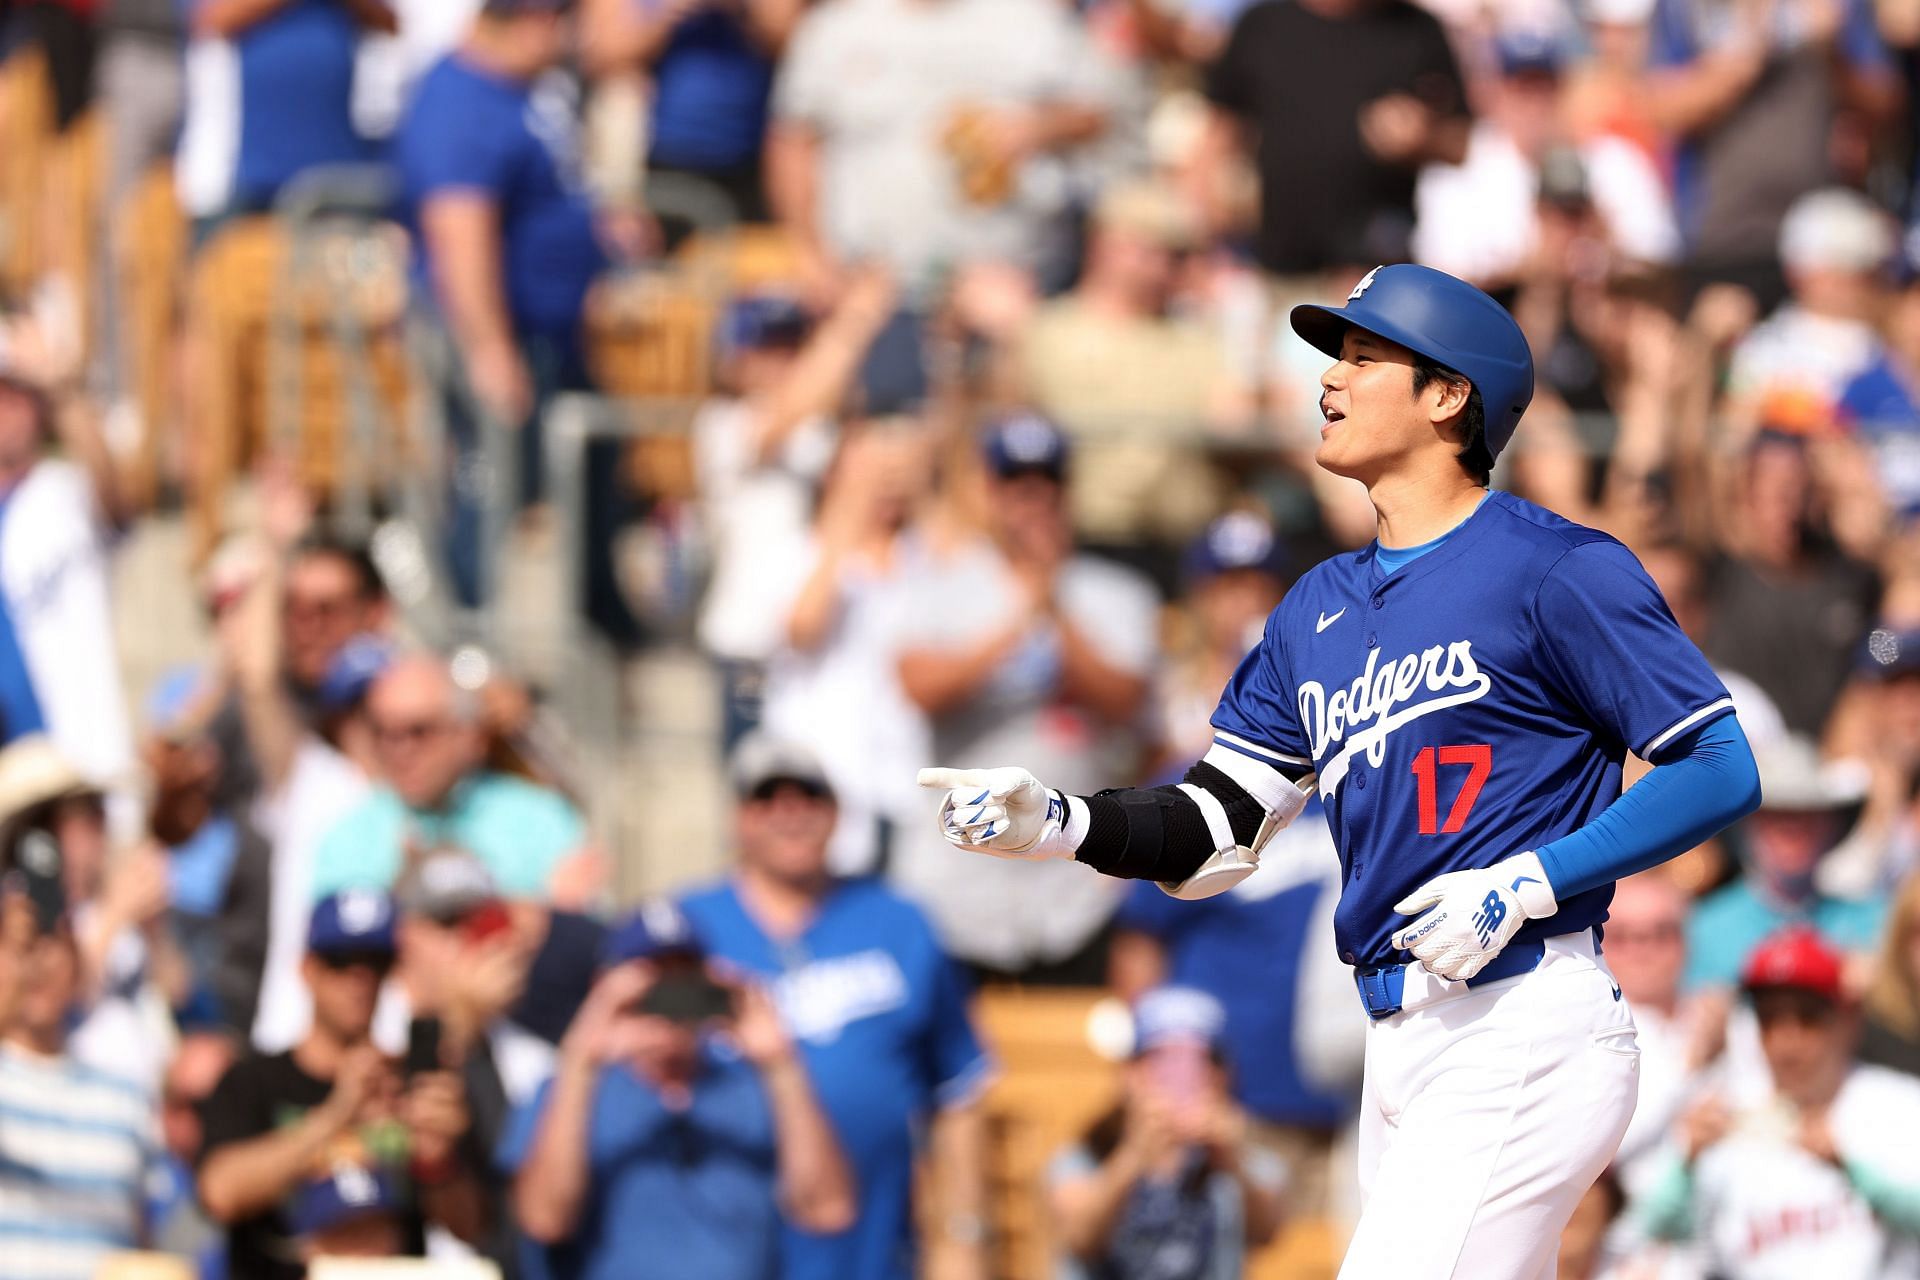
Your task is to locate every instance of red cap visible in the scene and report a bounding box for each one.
[1740,926,1846,1002]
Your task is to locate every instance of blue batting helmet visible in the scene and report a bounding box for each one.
[1290,264,1534,460]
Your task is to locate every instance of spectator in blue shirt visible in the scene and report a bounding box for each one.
[395,0,643,635]
[181,0,394,231]
[681,734,994,1280]
[505,901,856,1280]
[581,0,800,223]
[1687,736,1889,989]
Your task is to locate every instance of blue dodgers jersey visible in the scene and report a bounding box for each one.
[1213,492,1733,969]
[680,878,992,1280]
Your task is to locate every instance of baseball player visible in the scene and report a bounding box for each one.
[919,264,1762,1278]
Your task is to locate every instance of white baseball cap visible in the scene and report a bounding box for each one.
[1779,189,1895,275]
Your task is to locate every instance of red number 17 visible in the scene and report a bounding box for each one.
[1409,744,1492,835]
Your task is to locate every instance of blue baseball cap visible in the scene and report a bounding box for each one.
[1183,512,1290,584]
[1861,626,1920,680]
[316,634,395,714]
[307,889,398,957]
[982,412,1070,480]
[291,1164,404,1237]
[603,900,705,966]
[717,295,811,359]
[1131,985,1228,1057]
[1496,27,1565,76]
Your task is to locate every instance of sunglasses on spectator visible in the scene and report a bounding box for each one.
[316,950,395,976]
[1608,922,1683,945]
[284,591,357,621]
[1751,987,1838,1027]
[747,778,833,803]
[372,718,453,746]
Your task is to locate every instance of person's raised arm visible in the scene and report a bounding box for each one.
[731,983,856,1233]
[513,963,653,1243]
[199,1046,391,1223]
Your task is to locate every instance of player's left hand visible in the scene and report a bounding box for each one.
[1390,852,1559,982]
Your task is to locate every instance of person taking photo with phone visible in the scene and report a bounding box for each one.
[1048,985,1286,1280]
[196,890,485,1279]
[506,901,855,1279]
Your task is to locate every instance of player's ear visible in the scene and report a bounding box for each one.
[1423,373,1472,429]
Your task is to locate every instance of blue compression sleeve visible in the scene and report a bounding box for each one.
[1535,715,1760,900]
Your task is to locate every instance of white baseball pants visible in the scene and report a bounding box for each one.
[1339,931,1641,1280]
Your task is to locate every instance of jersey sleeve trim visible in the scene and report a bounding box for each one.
[1212,730,1311,768]
[1642,697,1736,758]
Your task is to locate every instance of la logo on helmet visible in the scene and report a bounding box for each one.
[1348,267,1382,301]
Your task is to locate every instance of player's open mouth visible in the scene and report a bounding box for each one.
[1320,402,1345,434]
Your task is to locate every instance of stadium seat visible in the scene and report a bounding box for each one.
[182,213,411,557]
[970,987,1120,1279]
[118,164,188,508]
[0,48,53,299]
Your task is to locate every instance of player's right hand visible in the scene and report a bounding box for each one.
[917,766,1078,860]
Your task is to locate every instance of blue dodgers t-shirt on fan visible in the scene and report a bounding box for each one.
[395,56,607,347]
[681,877,993,1280]
[647,4,776,171]
[1212,491,1732,970]
[197,0,375,208]
[499,1045,781,1280]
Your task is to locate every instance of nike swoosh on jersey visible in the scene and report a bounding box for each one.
[1315,608,1347,633]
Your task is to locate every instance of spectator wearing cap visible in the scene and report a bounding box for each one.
[693,273,900,752]
[1150,513,1292,774]
[680,734,991,1280]
[1641,0,1897,306]
[394,845,607,1273]
[1047,986,1285,1280]
[1687,738,1886,992]
[1632,927,1920,1278]
[290,1162,411,1262]
[504,901,855,1278]
[174,0,394,232]
[1413,27,1678,288]
[394,0,638,628]
[140,668,275,1035]
[0,372,133,802]
[760,418,935,875]
[1015,180,1240,547]
[0,735,186,1093]
[895,415,1158,983]
[197,890,484,1280]
[311,653,594,905]
[1723,190,1900,446]
[0,893,163,1279]
[580,0,796,224]
[765,0,1117,301]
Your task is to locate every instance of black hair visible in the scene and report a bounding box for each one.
[289,535,386,603]
[1410,355,1492,487]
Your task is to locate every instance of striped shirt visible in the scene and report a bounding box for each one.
[0,1043,157,1279]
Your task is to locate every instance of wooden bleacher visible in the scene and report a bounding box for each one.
[972,987,1345,1280]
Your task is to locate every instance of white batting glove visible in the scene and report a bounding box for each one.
[916,766,1084,860]
[1389,852,1559,982]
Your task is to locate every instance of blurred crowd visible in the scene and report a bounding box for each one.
[2,0,1920,1275]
